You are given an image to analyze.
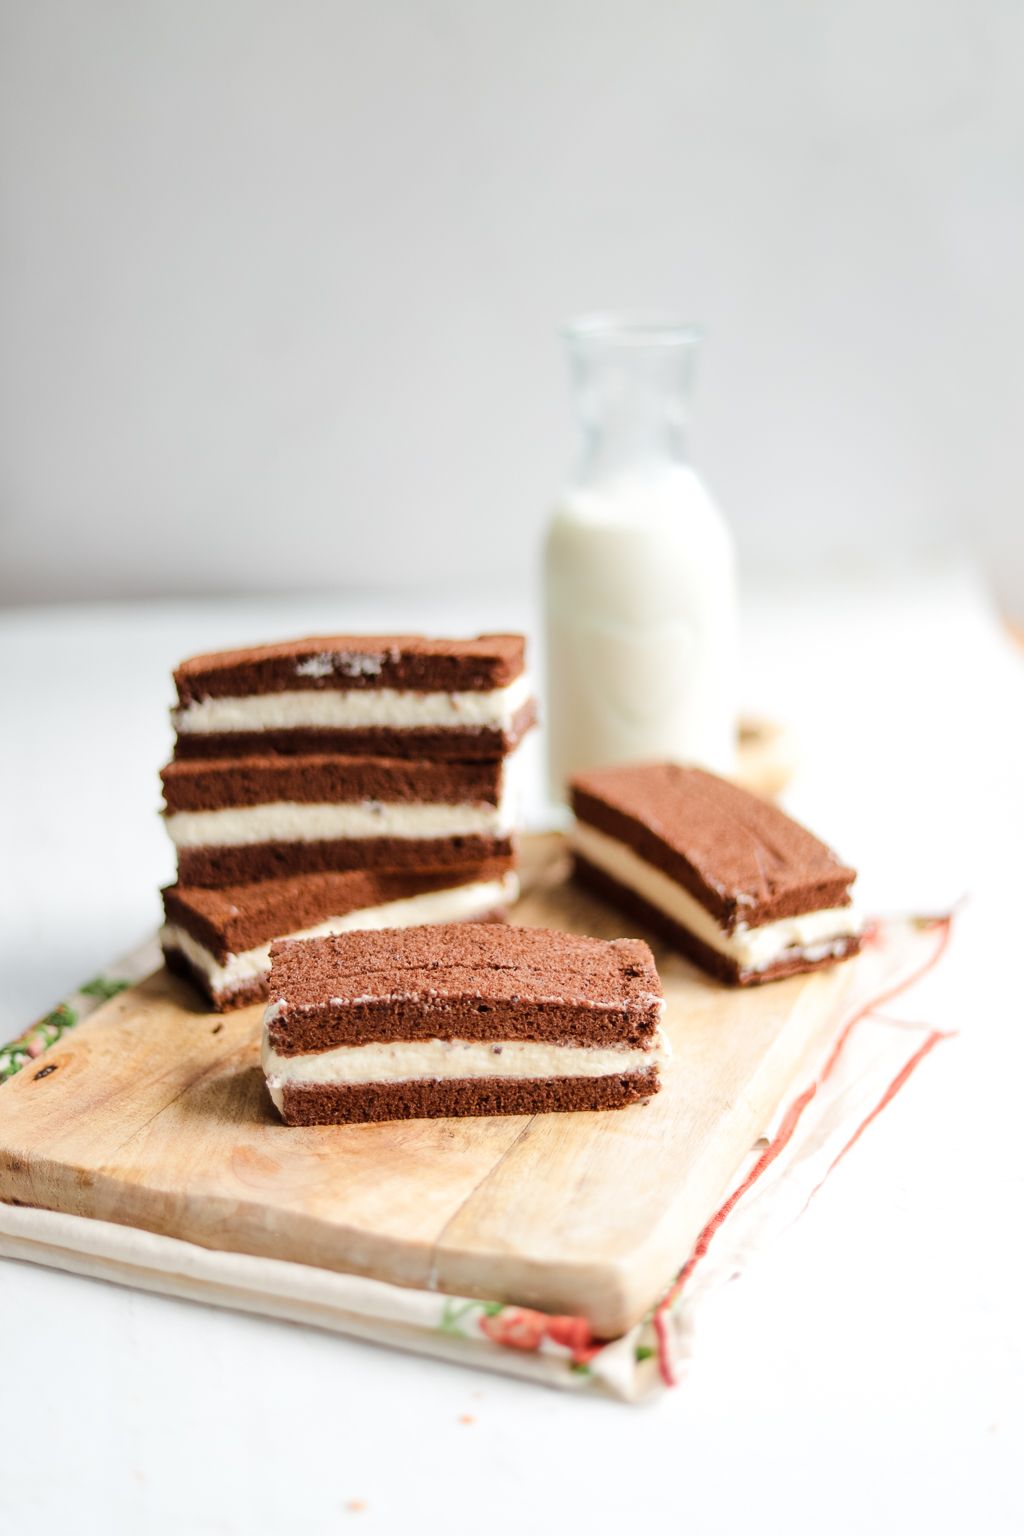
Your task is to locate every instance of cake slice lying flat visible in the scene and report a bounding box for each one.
[161,859,517,1011]
[161,752,518,887]
[570,763,863,986]
[262,924,666,1125]
[172,633,536,760]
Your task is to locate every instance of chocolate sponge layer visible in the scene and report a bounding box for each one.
[571,763,856,932]
[266,923,664,1053]
[162,752,507,813]
[176,835,516,888]
[174,633,525,704]
[277,1069,659,1126]
[162,857,515,961]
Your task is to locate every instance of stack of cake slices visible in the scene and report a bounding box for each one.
[159,633,536,1010]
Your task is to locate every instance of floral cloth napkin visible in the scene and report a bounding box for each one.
[0,916,951,1401]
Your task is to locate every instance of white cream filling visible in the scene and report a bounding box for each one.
[166,796,514,849]
[570,820,862,974]
[173,673,532,735]
[261,1027,667,1107]
[160,874,519,996]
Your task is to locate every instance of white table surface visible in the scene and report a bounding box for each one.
[2,564,1022,1536]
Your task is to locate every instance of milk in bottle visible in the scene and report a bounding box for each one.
[544,316,738,799]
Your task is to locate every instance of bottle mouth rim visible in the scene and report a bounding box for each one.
[563,312,703,348]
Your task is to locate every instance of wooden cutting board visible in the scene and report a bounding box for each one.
[0,834,852,1338]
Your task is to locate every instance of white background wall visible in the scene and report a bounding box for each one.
[1,0,1022,609]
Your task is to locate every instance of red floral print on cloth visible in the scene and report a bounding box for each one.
[479,1307,546,1351]
[479,1307,598,1364]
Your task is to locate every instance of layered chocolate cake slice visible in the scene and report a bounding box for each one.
[261,924,667,1125]
[570,763,862,986]
[161,752,519,887]
[172,633,536,760]
[161,859,517,1011]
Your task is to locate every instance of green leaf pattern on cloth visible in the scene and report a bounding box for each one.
[79,976,132,1002]
[0,977,131,1083]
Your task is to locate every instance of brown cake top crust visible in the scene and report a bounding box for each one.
[162,753,506,812]
[163,857,514,960]
[266,923,664,1053]
[174,633,526,704]
[571,763,856,932]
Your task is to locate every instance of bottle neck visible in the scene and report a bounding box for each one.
[575,411,690,485]
[565,318,700,487]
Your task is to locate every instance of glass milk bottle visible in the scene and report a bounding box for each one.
[544,315,738,799]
